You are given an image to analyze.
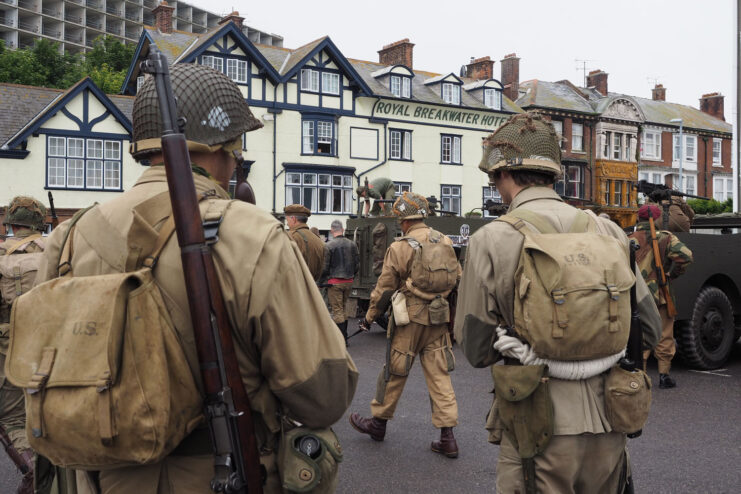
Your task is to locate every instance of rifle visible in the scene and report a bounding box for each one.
[0,426,31,475]
[648,216,678,317]
[140,48,263,494]
[620,240,645,439]
[47,191,58,230]
[636,180,709,202]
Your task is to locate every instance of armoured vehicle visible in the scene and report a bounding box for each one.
[671,214,741,369]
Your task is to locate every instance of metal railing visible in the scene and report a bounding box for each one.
[105,25,120,34]
[18,20,39,32]
[85,0,101,10]
[85,19,102,29]
[17,0,37,11]
[105,6,121,16]
[41,7,61,18]
[64,33,82,43]
[124,12,139,22]
[0,17,14,27]
[42,26,61,38]
[65,13,83,23]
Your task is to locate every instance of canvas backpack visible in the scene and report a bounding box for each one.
[0,234,44,314]
[403,229,458,300]
[497,209,635,361]
[4,201,215,470]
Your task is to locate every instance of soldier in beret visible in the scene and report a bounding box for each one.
[284,204,326,281]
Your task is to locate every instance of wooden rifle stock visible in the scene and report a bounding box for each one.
[648,217,677,317]
[47,191,58,229]
[0,426,30,475]
[142,48,262,494]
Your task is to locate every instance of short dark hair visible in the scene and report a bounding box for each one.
[492,169,556,187]
[294,215,309,223]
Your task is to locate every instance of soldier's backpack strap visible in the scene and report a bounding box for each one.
[57,205,96,277]
[3,233,43,256]
[295,228,310,253]
[496,209,557,235]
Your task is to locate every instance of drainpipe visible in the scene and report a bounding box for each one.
[355,98,388,215]
[271,84,278,213]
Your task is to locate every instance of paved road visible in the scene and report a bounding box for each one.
[2,319,740,493]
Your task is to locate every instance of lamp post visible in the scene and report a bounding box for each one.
[671,118,684,192]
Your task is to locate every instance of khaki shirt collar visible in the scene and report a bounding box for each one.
[289,223,310,234]
[133,167,231,200]
[509,186,562,211]
[405,222,429,235]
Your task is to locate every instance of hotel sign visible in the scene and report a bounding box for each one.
[373,101,509,130]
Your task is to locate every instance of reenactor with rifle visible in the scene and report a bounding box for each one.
[456,113,661,493]
[630,204,693,388]
[350,191,462,458]
[0,196,48,494]
[356,177,396,216]
[636,180,705,232]
[22,59,357,493]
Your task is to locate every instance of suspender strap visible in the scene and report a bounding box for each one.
[141,215,177,269]
[3,234,42,256]
[497,209,559,235]
[57,205,96,277]
[296,228,310,252]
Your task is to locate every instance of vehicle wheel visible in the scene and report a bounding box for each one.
[676,286,735,369]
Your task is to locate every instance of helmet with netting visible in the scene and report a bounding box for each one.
[392,192,429,220]
[479,112,562,178]
[3,196,46,231]
[131,63,263,160]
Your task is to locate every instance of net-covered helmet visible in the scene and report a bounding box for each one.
[479,112,562,178]
[3,196,46,231]
[392,192,429,220]
[130,63,263,160]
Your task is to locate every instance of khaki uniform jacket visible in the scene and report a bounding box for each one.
[288,224,325,281]
[0,233,44,325]
[36,168,358,491]
[455,187,661,436]
[366,222,461,325]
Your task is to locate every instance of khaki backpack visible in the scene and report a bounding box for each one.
[497,209,634,361]
[0,235,44,312]
[5,206,204,470]
[403,229,458,299]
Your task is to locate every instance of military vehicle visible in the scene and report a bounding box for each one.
[670,214,741,369]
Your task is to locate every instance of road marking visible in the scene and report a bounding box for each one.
[688,369,731,377]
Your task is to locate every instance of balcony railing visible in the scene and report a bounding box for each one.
[41,7,61,18]
[65,13,83,23]
[85,19,102,29]
[17,0,37,11]
[105,25,120,34]
[0,17,14,27]
[124,29,138,39]
[42,26,61,38]
[18,20,39,32]
[64,33,82,43]
[143,0,157,9]
[176,15,191,22]
[125,12,139,22]
[85,0,101,10]
[106,6,121,16]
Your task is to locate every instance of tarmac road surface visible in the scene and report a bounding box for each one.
[2,318,740,493]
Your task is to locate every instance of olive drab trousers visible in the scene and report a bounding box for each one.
[644,305,676,374]
[327,283,352,324]
[371,322,458,428]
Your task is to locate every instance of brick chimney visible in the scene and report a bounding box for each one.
[378,39,414,68]
[466,56,494,80]
[152,1,174,34]
[219,11,244,29]
[587,69,608,96]
[652,83,666,101]
[699,92,725,121]
[500,53,519,101]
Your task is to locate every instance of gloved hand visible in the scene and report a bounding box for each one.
[358,318,372,332]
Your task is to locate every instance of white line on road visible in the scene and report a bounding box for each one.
[688,369,732,377]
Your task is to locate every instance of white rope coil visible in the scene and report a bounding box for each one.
[493,326,624,380]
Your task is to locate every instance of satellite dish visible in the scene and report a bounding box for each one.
[459,65,468,77]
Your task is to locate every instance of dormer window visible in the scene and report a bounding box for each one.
[391,75,411,98]
[442,83,460,105]
[484,88,501,110]
[301,69,320,92]
[322,72,340,95]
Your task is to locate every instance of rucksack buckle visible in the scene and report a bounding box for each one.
[203,217,223,245]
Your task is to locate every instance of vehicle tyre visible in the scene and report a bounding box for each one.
[676,286,735,369]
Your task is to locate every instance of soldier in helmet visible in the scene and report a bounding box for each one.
[350,191,462,458]
[284,204,326,281]
[356,177,396,216]
[455,113,661,493]
[35,64,357,493]
[0,196,47,493]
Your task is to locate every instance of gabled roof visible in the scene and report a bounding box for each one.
[370,65,414,78]
[0,84,63,148]
[636,97,731,134]
[462,79,503,91]
[424,73,464,85]
[4,78,132,149]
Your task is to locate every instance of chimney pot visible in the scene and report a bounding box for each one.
[699,92,725,121]
[500,53,520,101]
[466,56,494,80]
[219,11,245,29]
[652,83,666,101]
[586,69,608,96]
[378,38,414,68]
[152,1,175,34]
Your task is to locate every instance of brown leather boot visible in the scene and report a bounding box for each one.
[349,413,386,441]
[16,450,34,494]
[431,427,459,458]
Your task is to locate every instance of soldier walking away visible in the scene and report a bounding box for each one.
[0,196,47,494]
[350,192,462,458]
[356,177,396,217]
[630,204,694,388]
[321,220,359,343]
[31,63,357,493]
[284,204,326,281]
[456,113,661,493]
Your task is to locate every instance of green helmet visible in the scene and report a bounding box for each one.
[3,196,47,231]
[130,63,263,160]
[479,112,562,178]
[392,192,429,220]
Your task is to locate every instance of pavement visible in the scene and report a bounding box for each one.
[1,319,740,493]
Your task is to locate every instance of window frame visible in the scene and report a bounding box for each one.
[440,184,462,216]
[321,72,340,95]
[571,122,584,152]
[226,58,248,84]
[300,68,320,93]
[442,83,460,105]
[394,182,412,196]
[555,163,584,199]
[301,117,337,156]
[712,138,722,166]
[551,120,564,149]
[389,129,412,161]
[673,134,698,163]
[483,88,501,110]
[46,136,123,191]
[440,134,462,165]
[284,168,354,214]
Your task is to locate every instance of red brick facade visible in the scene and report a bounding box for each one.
[378,39,414,68]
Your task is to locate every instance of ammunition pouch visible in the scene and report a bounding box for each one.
[604,365,652,434]
[278,423,342,493]
[389,347,415,377]
[428,295,450,326]
[492,364,553,459]
[391,291,410,326]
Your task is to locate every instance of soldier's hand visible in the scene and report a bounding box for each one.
[359,319,372,332]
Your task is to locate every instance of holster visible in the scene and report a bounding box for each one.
[604,365,652,434]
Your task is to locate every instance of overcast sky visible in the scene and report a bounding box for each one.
[191,0,735,114]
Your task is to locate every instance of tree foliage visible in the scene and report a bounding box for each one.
[0,36,134,92]
[687,198,733,214]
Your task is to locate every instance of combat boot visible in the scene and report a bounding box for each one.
[349,413,386,441]
[659,373,676,389]
[16,450,34,494]
[431,427,459,458]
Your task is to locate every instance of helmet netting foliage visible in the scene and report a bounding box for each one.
[4,196,46,230]
[479,112,562,176]
[393,192,429,219]
[133,63,262,150]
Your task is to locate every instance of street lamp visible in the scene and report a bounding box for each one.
[670,118,684,192]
